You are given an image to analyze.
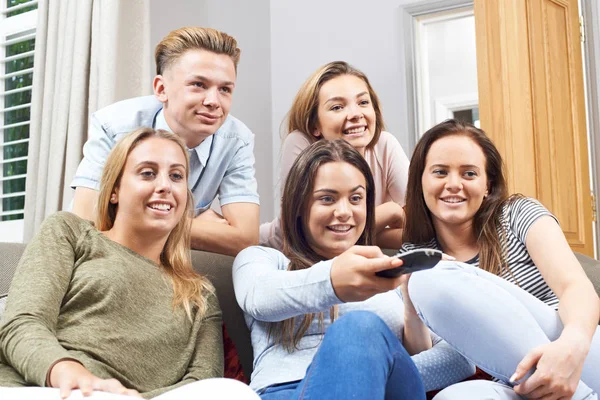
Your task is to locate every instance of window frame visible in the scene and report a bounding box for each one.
[0,0,37,242]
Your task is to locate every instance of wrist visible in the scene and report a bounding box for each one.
[47,358,83,387]
[559,326,592,353]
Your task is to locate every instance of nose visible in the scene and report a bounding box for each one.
[333,199,352,221]
[155,172,172,194]
[203,87,220,108]
[445,172,463,192]
[346,103,363,121]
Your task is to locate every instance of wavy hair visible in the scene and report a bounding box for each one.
[403,119,514,276]
[270,139,376,351]
[286,61,384,148]
[96,127,214,319]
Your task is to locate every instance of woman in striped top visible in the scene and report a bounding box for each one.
[400,119,599,400]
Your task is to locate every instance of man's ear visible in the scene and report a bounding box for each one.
[153,75,168,103]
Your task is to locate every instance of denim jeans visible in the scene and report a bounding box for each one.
[260,311,426,400]
[408,261,599,400]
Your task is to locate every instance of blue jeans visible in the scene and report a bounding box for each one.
[408,261,600,400]
[260,311,426,400]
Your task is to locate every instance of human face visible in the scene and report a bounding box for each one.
[422,135,489,233]
[314,75,377,156]
[112,137,188,238]
[305,161,367,259]
[153,49,236,148]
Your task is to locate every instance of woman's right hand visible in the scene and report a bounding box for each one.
[49,360,142,399]
[331,245,406,302]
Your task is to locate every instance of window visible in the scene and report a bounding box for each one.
[0,0,37,242]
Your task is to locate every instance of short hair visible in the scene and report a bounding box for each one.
[155,27,241,75]
[287,61,385,149]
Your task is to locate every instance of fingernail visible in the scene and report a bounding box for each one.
[509,373,517,382]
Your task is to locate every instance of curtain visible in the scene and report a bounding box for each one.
[23,0,151,241]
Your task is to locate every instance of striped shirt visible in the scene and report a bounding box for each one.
[401,197,559,309]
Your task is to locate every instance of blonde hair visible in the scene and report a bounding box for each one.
[286,61,385,148]
[155,27,241,74]
[96,127,214,319]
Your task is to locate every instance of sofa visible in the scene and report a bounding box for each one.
[1,242,600,380]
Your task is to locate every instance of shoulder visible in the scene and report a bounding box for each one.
[92,96,163,136]
[40,211,95,238]
[234,245,289,271]
[372,131,403,152]
[283,130,312,150]
[213,114,254,146]
[502,196,554,221]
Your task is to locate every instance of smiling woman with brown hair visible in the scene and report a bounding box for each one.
[235,139,475,399]
[400,119,600,400]
[260,61,410,250]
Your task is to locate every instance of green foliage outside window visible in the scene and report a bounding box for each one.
[2,0,37,221]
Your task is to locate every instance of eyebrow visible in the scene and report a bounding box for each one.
[189,74,235,87]
[135,161,186,169]
[324,91,369,105]
[430,163,481,169]
[314,185,366,194]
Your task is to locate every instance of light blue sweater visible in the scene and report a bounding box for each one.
[233,246,475,392]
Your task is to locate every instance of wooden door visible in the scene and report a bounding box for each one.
[474,0,595,257]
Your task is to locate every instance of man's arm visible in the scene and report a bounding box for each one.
[190,202,259,256]
[71,187,99,222]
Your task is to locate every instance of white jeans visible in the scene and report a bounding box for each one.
[408,261,600,400]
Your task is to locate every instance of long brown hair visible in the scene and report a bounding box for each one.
[96,127,214,319]
[403,119,512,276]
[271,139,376,351]
[286,61,385,148]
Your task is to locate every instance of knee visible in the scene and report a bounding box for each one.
[328,310,389,338]
[408,264,472,311]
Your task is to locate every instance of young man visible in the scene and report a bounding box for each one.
[71,27,259,257]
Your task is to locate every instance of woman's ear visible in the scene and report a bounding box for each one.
[311,128,322,138]
[110,191,118,204]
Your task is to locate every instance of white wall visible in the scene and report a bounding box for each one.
[149,0,436,221]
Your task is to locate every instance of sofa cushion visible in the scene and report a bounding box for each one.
[190,250,254,378]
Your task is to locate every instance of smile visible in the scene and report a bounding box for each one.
[440,197,466,204]
[343,126,366,135]
[327,224,353,233]
[148,202,173,212]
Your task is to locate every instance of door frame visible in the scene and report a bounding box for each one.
[401,0,474,151]
[582,0,600,258]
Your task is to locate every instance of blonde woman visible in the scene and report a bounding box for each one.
[0,128,257,399]
[260,61,409,250]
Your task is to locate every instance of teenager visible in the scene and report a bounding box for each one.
[260,61,409,250]
[236,139,475,399]
[0,128,258,399]
[401,119,600,400]
[71,27,259,257]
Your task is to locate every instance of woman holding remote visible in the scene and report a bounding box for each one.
[0,128,258,399]
[260,61,409,250]
[400,119,600,399]
[234,139,475,399]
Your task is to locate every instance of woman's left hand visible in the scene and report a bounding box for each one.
[511,332,589,399]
